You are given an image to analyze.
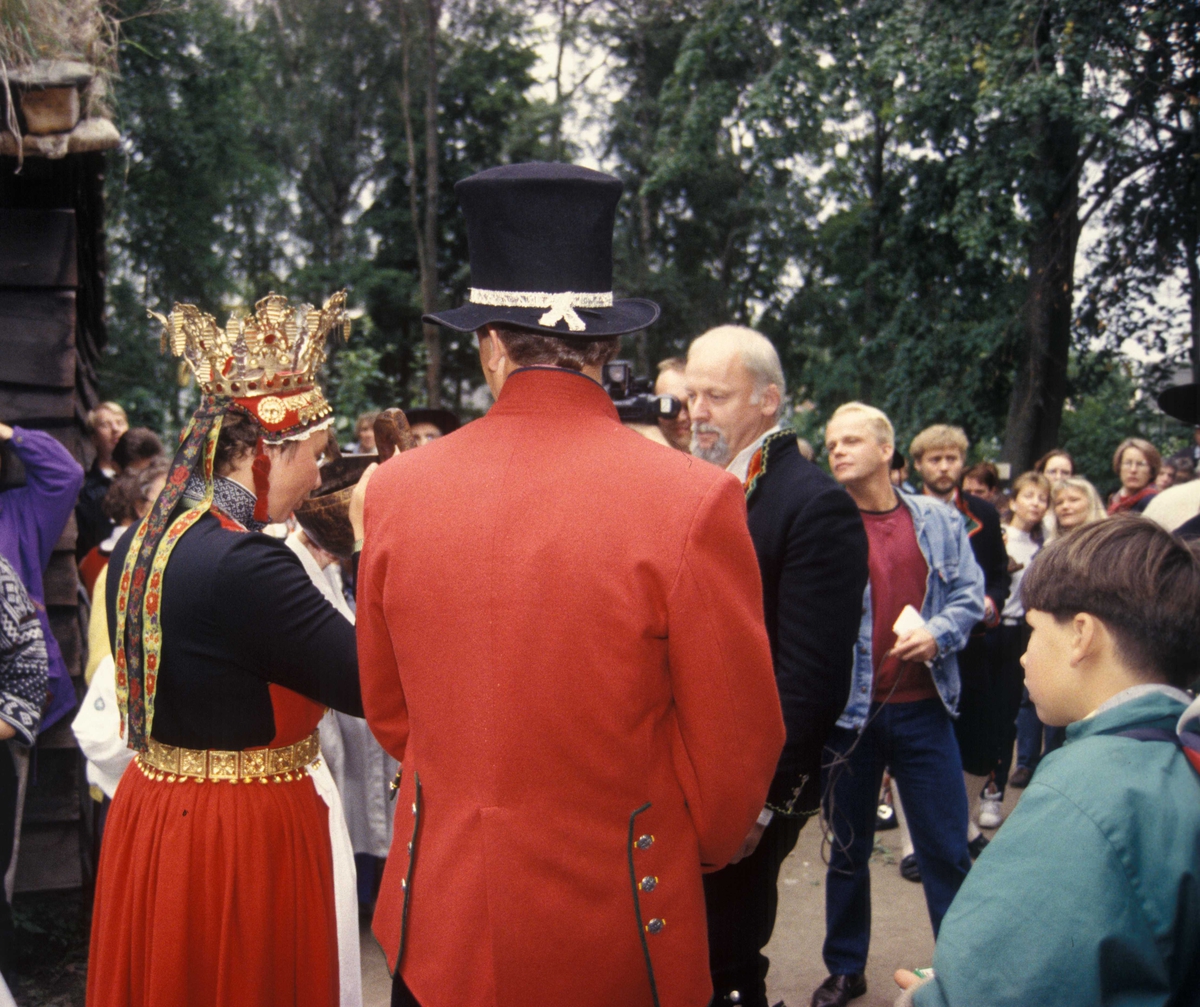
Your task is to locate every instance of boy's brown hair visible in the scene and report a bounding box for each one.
[1021,515,1200,689]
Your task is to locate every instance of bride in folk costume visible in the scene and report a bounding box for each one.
[88,292,374,1007]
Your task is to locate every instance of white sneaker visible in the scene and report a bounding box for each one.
[978,788,1003,829]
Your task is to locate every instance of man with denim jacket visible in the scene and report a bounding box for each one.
[812,403,984,1007]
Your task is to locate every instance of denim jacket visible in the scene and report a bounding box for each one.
[837,492,985,730]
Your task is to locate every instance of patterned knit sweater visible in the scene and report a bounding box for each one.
[0,552,49,745]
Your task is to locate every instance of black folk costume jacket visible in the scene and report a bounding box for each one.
[106,511,362,750]
[744,429,869,817]
[954,490,1010,621]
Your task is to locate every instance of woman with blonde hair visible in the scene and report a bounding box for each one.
[1049,476,1106,538]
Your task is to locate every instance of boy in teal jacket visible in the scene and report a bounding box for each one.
[897,515,1200,1007]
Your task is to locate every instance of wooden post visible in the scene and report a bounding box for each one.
[1,149,110,893]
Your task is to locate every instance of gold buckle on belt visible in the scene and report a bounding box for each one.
[138,730,321,783]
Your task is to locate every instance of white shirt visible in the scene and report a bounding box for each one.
[726,425,783,482]
[1002,525,1041,622]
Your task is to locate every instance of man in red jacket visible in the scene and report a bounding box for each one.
[357,162,785,1007]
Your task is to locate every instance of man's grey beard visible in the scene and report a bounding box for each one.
[691,423,731,466]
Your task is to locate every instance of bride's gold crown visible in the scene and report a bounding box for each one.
[148,290,350,439]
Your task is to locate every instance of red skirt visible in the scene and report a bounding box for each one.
[87,693,339,1007]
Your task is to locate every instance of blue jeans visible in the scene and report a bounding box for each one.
[821,699,972,976]
[1016,687,1064,770]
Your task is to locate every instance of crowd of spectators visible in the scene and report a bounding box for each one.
[2,348,1198,1005]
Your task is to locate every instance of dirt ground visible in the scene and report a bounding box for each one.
[359,776,1023,1007]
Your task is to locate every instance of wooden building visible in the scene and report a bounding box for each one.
[1,59,118,894]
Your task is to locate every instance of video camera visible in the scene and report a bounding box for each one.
[601,360,683,426]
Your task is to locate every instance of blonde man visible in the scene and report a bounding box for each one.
[814,403,984,1007]
[76,401,129,559]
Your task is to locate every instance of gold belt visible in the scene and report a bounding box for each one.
[137,730,321,784]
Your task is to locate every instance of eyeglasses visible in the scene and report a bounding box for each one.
[1120,459,1149,470]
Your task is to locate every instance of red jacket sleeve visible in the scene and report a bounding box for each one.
[356,485,409,762]
[665,473,785,869]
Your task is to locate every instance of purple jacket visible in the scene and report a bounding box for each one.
[0,427,85,731]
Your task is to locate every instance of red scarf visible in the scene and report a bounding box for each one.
[1107,483,1157,515]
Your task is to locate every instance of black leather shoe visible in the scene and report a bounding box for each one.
[810,973,867,1007]
[1009,765,1033,788]
[968,833,990,860]
[900,853,921,882]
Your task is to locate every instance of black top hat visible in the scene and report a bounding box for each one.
[404,407,460,436]
[1157,373,1200,426]
[423,162,660,339]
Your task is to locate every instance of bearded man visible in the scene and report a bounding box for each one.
[685,326,869,1007]
[910,425,1010,840]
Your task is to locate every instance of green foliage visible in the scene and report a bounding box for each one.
[104,0,278,431]
[1077,0,1200,384]
[596,0,1026,449]
[361,0,552,409]
[597,0,1197,468]
[101,0,551,435]
[94,0,1197,458]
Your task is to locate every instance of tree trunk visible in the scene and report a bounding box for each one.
[551,0,567,161]
[858,103,888,404]
[1186,234,1199,385]
[1002,95,1082,474]
[421,0,442,407]
[399,0,441,407]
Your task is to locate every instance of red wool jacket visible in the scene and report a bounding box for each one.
[357,367,784,1007]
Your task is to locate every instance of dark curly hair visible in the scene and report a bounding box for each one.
[491,325,621,372]
[214,408,302,476]
[101,471,144,524]
[113,427,164,470]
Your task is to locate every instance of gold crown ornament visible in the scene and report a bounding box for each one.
[148,290,351,442]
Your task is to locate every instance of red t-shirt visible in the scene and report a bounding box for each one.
[861,502,937,704]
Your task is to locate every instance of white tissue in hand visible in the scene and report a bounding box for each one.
[892,603,926,638]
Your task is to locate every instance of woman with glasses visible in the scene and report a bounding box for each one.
[1107,437,1161,515]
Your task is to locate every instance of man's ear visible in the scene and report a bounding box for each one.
[760,383,782,418]
[1070,613,1101,667]
[478,327,508,375]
